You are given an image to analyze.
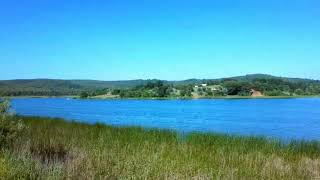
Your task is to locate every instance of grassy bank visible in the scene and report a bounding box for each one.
[1,116,320,179]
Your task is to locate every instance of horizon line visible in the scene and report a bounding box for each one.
[0,74,319,82]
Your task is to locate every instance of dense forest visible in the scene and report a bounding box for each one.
[1,74,320,98]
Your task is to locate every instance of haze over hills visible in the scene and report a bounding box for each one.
[0,74,319,96]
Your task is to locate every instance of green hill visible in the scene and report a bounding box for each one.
[229,74,319,83]
[0,79,150,96]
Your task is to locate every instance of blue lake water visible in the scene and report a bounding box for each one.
[11,98,320,140]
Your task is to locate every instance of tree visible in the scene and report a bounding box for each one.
[179,85,193,97]
[211,85,227,96]
[0,99,10,114]
[197,88,204,96]
[223,81,245,95]
[294,89,304,96]
[79,92,89,99]
[157,85,170,97]
[112,89,121,95]
[207,91,213,96]
[0,99,25,149]
[266,90,284,96]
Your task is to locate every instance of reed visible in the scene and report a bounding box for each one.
[1,116,320,179]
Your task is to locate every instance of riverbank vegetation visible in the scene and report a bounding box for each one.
[1,117,320,179]
[1,101,320,179]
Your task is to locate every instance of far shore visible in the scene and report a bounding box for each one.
[3,95,320,100]
[86,95,320,100]
[1,95,77,99]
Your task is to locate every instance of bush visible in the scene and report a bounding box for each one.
[294,89,304,96]
[265,90,285,96]
[0,99,25,149]
[79,92,89,99]
[0,99,10,114]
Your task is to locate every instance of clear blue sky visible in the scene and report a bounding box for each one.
[1,0,319,80]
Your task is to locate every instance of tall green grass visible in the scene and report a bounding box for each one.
[1,116,320,179]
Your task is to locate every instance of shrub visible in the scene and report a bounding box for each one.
[0,99,10,114]
[265,90,285,96]
[0,99,25,149]
[294,89,304,96]
[79,92,89,99]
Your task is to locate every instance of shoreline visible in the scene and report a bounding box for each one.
[4,95,320,100]
[2,95,77,99]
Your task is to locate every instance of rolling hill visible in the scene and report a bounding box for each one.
[0,74,319,96]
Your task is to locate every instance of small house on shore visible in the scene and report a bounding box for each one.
[194,84,207,88]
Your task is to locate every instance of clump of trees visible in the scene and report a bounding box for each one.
[78,88,111,99]
[79,92,89,99]
[196,85,227,97]
[0,99,25,149]
[110,81,200,98]
[111,81,174,98]
[176,85,194,98]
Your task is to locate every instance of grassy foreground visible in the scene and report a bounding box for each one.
[1,117,320,179]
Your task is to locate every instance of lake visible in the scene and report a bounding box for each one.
[11,98,320,140]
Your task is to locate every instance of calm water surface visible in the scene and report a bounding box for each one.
[11,98,320,140]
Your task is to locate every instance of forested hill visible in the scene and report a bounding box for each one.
[0,74,319,96]
[0,79,149,96]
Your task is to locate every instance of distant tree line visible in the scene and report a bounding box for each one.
[1,77,320,98]
[0,90,78,97]
[109,78,320,98]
